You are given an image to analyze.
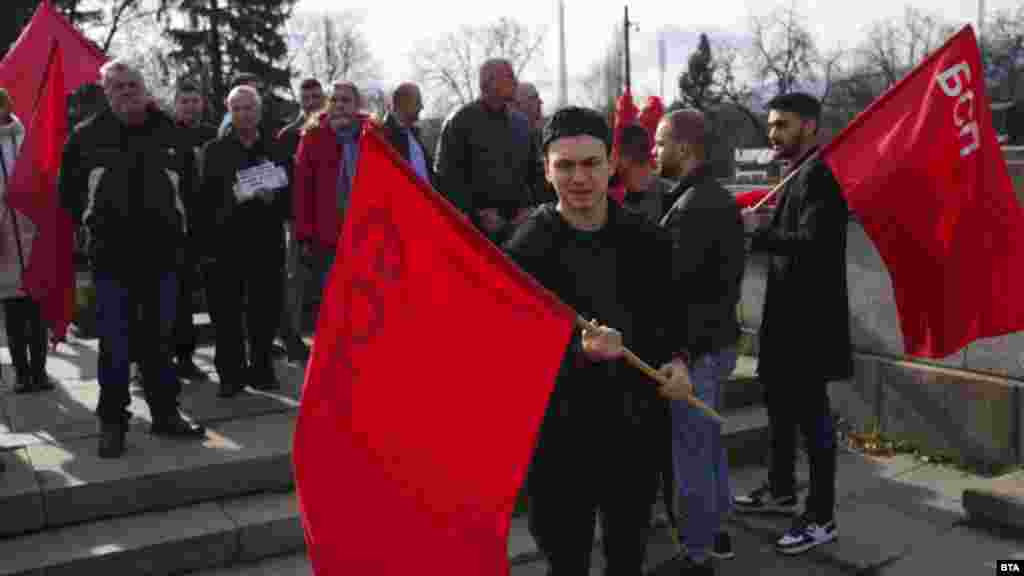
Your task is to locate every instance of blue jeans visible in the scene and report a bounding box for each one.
[670,347,737,563]
[94,270,179,425]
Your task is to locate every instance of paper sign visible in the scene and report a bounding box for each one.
[235,161,288,201]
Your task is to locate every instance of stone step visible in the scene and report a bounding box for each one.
[0,490,302,576]
[962,469,1024,532]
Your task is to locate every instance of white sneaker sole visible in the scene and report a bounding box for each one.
[776,532,837,555]
[733,503,800,515]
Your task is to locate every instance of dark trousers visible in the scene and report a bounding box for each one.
[173,260,198,362]
[657,401,678,530]
[94,270,180,425]
[527,418,658,575]
[764,375,837,523]
[205,255,282,384]
[3,296,47,381]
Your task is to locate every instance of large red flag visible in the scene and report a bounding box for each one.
[822,25,1024,358]
[0,1,107,123]
[7,43,73,341]
[293,130,576,574]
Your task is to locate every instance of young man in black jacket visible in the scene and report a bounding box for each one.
[734,92,852,556]
[504,106,693,575]
[59,59,206,459]
[199,85,291,398]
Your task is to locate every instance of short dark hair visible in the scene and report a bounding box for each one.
[767,92,822,128]
[542,106,612,156]
[618,124,652,163]
[231,72,262,89]
[299,77,322,91]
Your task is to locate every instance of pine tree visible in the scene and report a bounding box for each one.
[165,0,298,117]
[677,33,720,111]
[3,1,102,57]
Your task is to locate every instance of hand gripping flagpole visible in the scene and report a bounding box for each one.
[574,316,725,424]
[741,150,820,214]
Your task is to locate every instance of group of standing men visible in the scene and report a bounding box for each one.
[437,59,852,575]
[47,49,852,575]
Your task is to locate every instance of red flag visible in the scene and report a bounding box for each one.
[822,25,1024,358]
[638,96,665,166]
[7,43,73,341]
[0,1,107,123]
[613,89,639,159]
[734,189,777,210]
[293,130,576,574]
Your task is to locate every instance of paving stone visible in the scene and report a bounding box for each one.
[878,524,1024,576]
[822,478,963,571]
[508,515,539,564]
[0,502,235,576]
[220,491,304,563]
[0,448,44,538]
[2,378,154,441]
[834,452,924,502]
[28,412,296,528]
[193,554,312,576]
[963,469,1024,530]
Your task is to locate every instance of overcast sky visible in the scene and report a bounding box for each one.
[295,0,1016,111]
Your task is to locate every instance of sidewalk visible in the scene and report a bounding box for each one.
[2,332,1023,574]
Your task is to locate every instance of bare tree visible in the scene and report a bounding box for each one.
[982,4,1024,101]
[412,17,545,117]
[747,2,820,98]
[826,7,952,121]
[285,10,379,91]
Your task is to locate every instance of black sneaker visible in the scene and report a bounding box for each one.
[710,531,734,560]
[98,420,127,459]
[175,359,207,381]
[33,372,57,392]
[776,513,838,555]
[733,482,799,515]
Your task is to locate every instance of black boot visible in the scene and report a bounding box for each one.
[98,420,127,459]
[13,369,32,394]
[150,412,206,439]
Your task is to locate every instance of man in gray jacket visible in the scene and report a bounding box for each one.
[655,108,746,575]
[434,59,540,242]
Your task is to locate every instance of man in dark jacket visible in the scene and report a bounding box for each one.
[434,59,540,242]
[381,82,434,185]
[274,77,323,364]
[171,79,218,381]
[656,108,746,574]
[59,59,206,459]
[504,106,693,575]
[734,92,852,557]
[199,85,291,398]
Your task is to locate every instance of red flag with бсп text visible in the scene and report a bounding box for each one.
[822,25,1024,359]
[293,129,576,574]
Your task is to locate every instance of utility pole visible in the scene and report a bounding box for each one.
[557,0,568,107]
[623,5,632,93]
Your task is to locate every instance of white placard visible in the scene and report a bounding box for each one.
[235,161,288,201]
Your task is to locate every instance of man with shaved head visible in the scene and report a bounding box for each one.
[655,108,746,574]
[381,82,434,184]
[59,58,206,458]
[434,58,540,242]
[199,85,292,399]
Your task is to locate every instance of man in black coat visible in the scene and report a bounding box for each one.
[59,59,206,459]
[199,85,291,398]
[655,108,746,573]
[504,106,693,575]
[381,82,434,186]
[171,79,218,381]
[733,92,852,557]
